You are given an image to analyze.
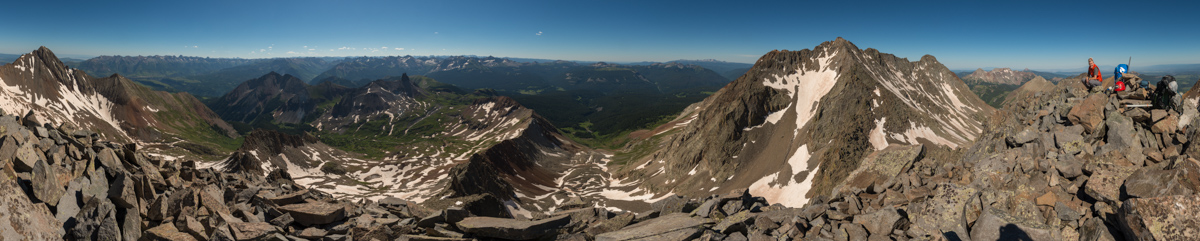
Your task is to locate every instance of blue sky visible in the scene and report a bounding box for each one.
[1,0,1197,70]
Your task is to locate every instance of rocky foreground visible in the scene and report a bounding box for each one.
[2,76,1199,241]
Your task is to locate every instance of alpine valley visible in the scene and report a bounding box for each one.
[1,38,1198,240]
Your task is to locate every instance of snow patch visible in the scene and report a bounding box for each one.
[749,145,816,207]
[597,187,674,203]
[869,117,889,150]
[761,48,841,132]
[897,122,958,148]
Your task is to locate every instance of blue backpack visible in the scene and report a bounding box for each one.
[1114,64,1129,79]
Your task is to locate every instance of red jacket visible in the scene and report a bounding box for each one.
[1088,63,1102,81]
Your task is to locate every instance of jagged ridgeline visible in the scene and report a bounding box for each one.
[612,37,994,208]
[2,40,1198,240]
[0,47,239,160]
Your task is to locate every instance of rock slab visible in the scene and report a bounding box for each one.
[456,215,572,240]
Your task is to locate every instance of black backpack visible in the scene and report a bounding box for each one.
[1152,75,1177,110]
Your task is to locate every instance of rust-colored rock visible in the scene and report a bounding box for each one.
[1067,93,1107,133]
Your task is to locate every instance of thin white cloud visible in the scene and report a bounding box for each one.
[394,48,403,50]
[193,46,198,48]
[330,49,334,51]
[536,31,542,36]
[260,49,266,52]
[308,49,316,51]
[304,45,308,48]
[382,46,387,49]
[286,51,298,54]
[434,32,439,34]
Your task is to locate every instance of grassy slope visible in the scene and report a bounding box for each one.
[967,82,1021,108]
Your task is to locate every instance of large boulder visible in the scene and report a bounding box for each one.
[852,207,904,236]
[1101,109,1145,165]
[0,176,62,240]
[279,201,347,226]
[1009,127,1040,146]
[833,145,923,195]
[1055,129,1086,155]
[144,222,199,241]
[1079,217,1118,241]
[1067,93,1107,133]
[595,213,708,241]
[69,196,120,240]
[108,171,138,208]
[1083,165,1139,203]
[1117,195,1200,241]
[907,184,976,239]
[31,159,64,206]
[121,206,141,241]
[970,207,1062,241]
[1151,114,1178,134]
[456,215,572,240]
[56,177,87,227]
[229,222,278,241]
[13,143,40,172]
[712,210,751,234]
[0,136,18,168]
[1056,155,1085,178]
[1122,160,1199,198]
[83,168,110,201]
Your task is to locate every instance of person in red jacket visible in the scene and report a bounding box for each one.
[1084,58,1102,90]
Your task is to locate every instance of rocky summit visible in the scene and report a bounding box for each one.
[612,37,994,208]
[2,40,1199,240]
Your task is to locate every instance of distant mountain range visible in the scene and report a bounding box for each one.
[74,56,342,97]
[624,59,753,80]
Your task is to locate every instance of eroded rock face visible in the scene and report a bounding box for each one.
[1122,161,1198,198]
[1118,195,1200,241]
[1083,166,1138,203]
[833,145,924,196]
[0,175,62,240]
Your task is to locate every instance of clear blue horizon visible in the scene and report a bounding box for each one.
[2,0,1197,70]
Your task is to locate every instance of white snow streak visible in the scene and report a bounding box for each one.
[749,145,816,207]
[869,117,889,150]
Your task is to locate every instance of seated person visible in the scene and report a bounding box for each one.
[1083,58,1102,90]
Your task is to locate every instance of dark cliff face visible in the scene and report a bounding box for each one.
[212,72,313,123]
